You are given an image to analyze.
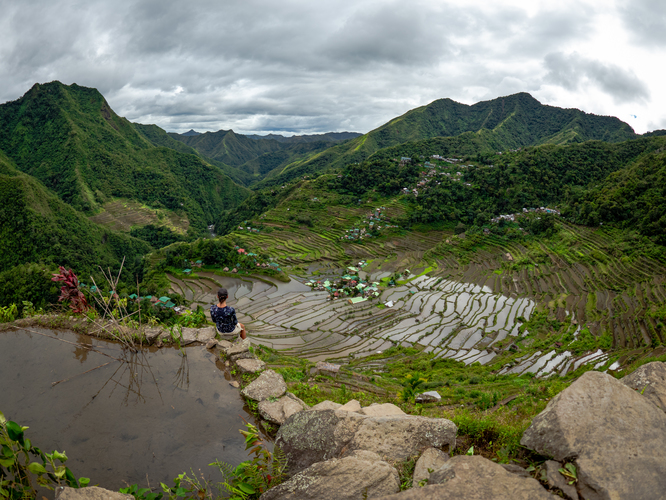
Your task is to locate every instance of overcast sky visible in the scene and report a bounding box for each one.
[1,0,664,135]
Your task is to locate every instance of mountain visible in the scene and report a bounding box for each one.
[0,82,251,234]
[0,149,150,305]
[244,132,361,143]
[251,93,638,188]
[571,142,666,244]
[181,129,201,136]
[167,128,350,185]
[133,123,254,186]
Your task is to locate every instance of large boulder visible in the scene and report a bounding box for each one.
[276,409,457,474]
[521,370,666,500]
[56,486,133,499]
[379,455,555,499]
[413,447,449,486]
[259,450,400,500]
[259,394,307,425]
[621,361,666,413]
[241,370,287,402]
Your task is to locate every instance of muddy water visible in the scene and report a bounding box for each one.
[0,328,260,492]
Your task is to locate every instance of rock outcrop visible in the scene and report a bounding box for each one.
[521,370,666,500]
[276,408,457,474]
[241,369,287,402]
[621,361,666,412]
[379,455,556,499]
[259,450,400,500]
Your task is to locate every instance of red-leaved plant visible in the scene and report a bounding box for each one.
[51,266,89,313]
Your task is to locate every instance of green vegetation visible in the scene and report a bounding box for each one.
[252,92,637,188]
[0,410,89,498]
[0,82,250,233]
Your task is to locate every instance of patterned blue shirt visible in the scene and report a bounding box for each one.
[210,305,238,333]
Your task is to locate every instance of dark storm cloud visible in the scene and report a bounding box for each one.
[544,52,650,104]
[618,0,666,46]
[0,0,657,134]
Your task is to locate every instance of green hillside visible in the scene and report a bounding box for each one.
[169,129,284,168]
[168,129,341,184]
[0,150,150,306]
[133,123,254,186]
[570,145,666,244]
[0,82,251,234]
[253,93,637,188]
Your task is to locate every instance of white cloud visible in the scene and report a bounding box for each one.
[0,0,662,134]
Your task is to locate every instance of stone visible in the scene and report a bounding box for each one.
[180,326,216,345]
[349,414,457,463]
[285,391,309,409]
[241,369,287,402]
[359,403,406,417]
[205,339,217,349]
[56,486,133,499]
[259,395,307,425]
[276,409,457,475]
[259,450,399,500]
[217,339,233,350]
[315,361,341,376]
[415,391,441,403]
[500,463,531,479]
[309,400,342,411]
[229,381,240,388]
[621,361,666,412]
[226,338,251,359]
[543,460,579,500]
[380,456,556,499]
[521,370,666,500]
[236,358,266,374]
[338,399,362,412]
[144,327,164,343]
[413,447,449,486]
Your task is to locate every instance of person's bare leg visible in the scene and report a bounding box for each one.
[239,322,247,340]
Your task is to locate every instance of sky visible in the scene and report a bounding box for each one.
[1,0,665,135]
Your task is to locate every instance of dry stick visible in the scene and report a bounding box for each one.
[51,361,113,387]
[7,324,124,362]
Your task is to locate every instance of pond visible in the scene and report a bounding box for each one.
[0,328,261,492]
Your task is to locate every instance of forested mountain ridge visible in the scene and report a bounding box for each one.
[168,128,352,185]
[0,81,251,234]
[0,149,150,304]
[244,131,361,143]
[251,92,638,188]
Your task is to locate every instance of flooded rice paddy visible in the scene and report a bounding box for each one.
[167,269,621,376]
[0,328,258,491]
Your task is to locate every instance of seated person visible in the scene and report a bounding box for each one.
[210,287,247,340]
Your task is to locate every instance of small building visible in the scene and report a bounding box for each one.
[183,268,192,275]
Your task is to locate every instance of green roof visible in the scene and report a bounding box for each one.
[129,294,138,299]
[183,268,192,273]
[159,296,170,302]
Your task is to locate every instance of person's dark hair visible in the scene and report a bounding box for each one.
[217,288,228,302]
